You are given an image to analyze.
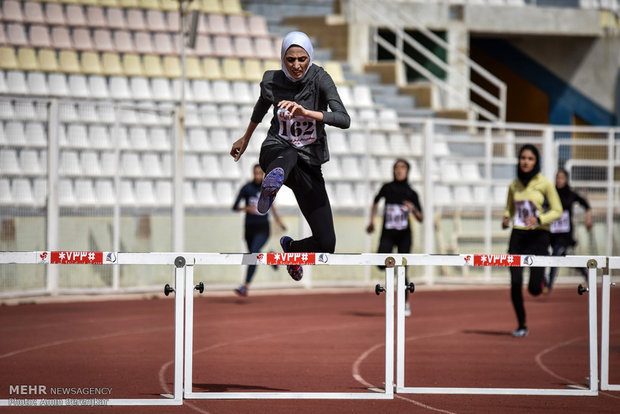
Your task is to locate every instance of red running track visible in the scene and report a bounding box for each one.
[0,285,619,414]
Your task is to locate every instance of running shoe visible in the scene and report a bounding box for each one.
[512,328,528,337]
[257,167,284,214]
[280,236,303,281]
[234,285,248,297]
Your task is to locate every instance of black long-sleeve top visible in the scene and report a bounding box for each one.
[250,64,350,166]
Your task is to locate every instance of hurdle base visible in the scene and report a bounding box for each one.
[395,386,598,396]
[184,392,393,400]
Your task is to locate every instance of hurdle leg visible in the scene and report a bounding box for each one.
[396,266,405,392]
[587,264,598,394]
[173,260,185,402]
[384,265,395,397]
[184,263,195,398]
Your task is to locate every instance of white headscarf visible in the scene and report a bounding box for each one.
[280,31,314,82]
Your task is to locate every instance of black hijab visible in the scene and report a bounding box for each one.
[516,144,541,186]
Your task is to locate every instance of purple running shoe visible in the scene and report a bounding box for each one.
[280,236,303,281]
[257,168,284,214]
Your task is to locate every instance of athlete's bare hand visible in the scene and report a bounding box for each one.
[366,223,375,234]
[278,100,306,118]
[502,217,510,229]
[230,137,249,162]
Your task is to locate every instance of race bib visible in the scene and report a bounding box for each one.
[277,108,317,148]
[385,203,409,230]
[550,210,570,233]
[513,200,538,227]
[248,195,259,215]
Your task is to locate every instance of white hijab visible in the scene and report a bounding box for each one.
[280,31,314,82]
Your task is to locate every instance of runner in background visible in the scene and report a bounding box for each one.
[232,164,286,297]
[502,144,562,337]
[230,31,350,281]
[367,159,423,317]
[546,168,592,292]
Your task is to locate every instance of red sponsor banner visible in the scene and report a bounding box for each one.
[51,251,104,264]
[464,254,522,267]
[257,252,316,265]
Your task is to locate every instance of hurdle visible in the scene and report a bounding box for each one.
[0,251,185,407]
[394,254,602,396]
[182,252,396,400]
[601,256,620,391]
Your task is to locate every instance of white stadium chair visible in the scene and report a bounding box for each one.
[11,178,35,206]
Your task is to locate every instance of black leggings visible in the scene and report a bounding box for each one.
[259,143,336,253]
[377,229,412,300]
[508,229,550,329]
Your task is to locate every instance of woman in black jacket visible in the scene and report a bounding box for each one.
[230,31,350,281]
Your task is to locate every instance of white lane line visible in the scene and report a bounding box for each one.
[352,330,459,414]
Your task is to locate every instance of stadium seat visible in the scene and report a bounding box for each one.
[121,152,143,177]
[5,71,28,95]
[453,185,473,203]
[0,47,18,71]
[388,133,410,154]
[6,24,28,47]
[3,1,24,22]
[105,7,126,29]
[109,75,131,99]
[187,128,209,151]
[102,52,124,76]
[146,9,167,31]
[95,179,115,206]
[143,55,164,77]
[248,15,269,37]
[0,149,21,175]
[66,4,88,26]
[134,32,154,54]
[66,124,90,147]
[57,179,77,206]
[191,79,212,102]
[228,15,248,36]
[32,177,47,207]
[38,49,59,72]
[141,153,163,177]
[184,154,203,178]
[211,79,232,102]
[191,34,213,56]
[461,161,482,181]
[149,127,170,151]
[0,100,15,120]
[135,179,157,206]
[322,157,342,180]
[68,73,90,97]
[213,35,235,57]
[341,156,362,179]
[152,77,172,100]
[29,25,52,48]
[122,53,144,76]
[163,56,181,77]
[80,150,103,176]
[12,178,35,206]
[44,3,66,26]
[59,50,81,73]
[128,126,149,149]
[242,58,263,82]
[100,151,117,176]
[17,47,39,72]
[74,178,98,206]
[201,57,222,80]
[87,75,109,98]
[127,8,147,31]
[25,121,47,147]
[47,72,69,96]
[119,180,136,206]
[230,81,253,104]
[113,30,135,53]
[221,0,243,14]
[195,180,216,206]
[73,28,94,50]
[86,6,107,28]
[50,26,73,50]
[24,1,45,24]
[214,181,233,206]
[77,101,98,123]
[328,129,348,154]
[166,10,180,32]
[234,36,255,58]
[207,14,228,34]
[59,150,82,176]
[208,128,229,150]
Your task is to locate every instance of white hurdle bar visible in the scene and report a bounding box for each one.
[601,256,620,391]
[395,254,602,396]
[182,253,396,400]
[0,251,186,407]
